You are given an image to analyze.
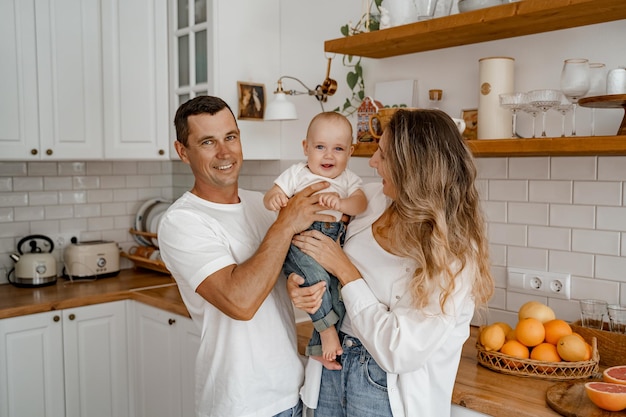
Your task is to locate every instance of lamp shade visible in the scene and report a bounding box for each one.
[265,92,298,120]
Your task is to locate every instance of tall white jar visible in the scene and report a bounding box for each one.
[478,57,515,139]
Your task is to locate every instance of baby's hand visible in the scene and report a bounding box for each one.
[268,194,289,211]
[318,193,341,211]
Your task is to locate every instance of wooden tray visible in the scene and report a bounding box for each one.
[579,94,626,135]
[546,380,626,417]
[121,252,170,275]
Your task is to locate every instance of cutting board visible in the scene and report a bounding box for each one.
[546,381,626,417]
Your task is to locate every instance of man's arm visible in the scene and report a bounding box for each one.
[196,182,333,320]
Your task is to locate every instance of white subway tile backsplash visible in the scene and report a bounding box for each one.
[14,206,44,222]
[13,177,43,191]
[491,265,507,288]
[509,157,550,179]
[622,233,626,257]
[137,161,164,174]
[113,189,139,202]
[489,287,506,309]
[149,174,172,187]
[101,202,128,216]
[573,181,622,206]
[29,191,58,206]
[58,162,85,175]
[475,158,507,179]
[73,176,100,190]
[549,250,594,277]
[74,204,101,218]
[45,177,73,191]
[0,208,13,223]
[0,178,11,192]
[100,176,126,189]
[88,217,114,231]
[548,298,580,323]
[572,229,620,255]
[59,191,87,205]
[595,255,626,282]
[87,190,113,203]
[506,291,548,313]
[488,223,526,246]
[482,201,506,223]
[528,226,570,250]
[551,157,597,180]
[508,202,548,225]
[489,180,527,201]
[475,179,488,200]
[598,156,626,180]
[572,275,620,303]
[549,204,595,229]
[506,246,548,270]
[597,206,626,231]
[487,244,507,266]
[28,162,57,176]
[126,175,151,188]
[86,162,113,175]
[112,161,138,175]
[0,162,27,176]
[529,181,572,203]
[45,205,75,220]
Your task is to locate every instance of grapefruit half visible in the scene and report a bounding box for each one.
[604,365,626,385]
[585,381,626,412]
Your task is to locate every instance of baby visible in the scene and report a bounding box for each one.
[264,111,367,364]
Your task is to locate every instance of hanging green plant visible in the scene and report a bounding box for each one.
[333,0,382,116]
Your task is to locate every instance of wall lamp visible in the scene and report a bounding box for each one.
[265,58,337,121]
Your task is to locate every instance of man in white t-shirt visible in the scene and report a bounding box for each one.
[158,96,333,417]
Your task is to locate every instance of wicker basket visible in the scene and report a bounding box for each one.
[476,337,599,381]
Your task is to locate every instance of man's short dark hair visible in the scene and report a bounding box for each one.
[174,96,236,146]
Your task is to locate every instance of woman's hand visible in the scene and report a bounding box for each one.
[287,273,324,314]
[291,230,362,286]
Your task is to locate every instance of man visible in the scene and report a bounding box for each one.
[158,96,332,417]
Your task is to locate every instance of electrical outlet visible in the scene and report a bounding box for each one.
[507,267,571,300]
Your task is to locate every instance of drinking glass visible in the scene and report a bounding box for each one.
[587,62,607,136]
[552,94,573,137]
[608,304,626,334]
[499,92,525,138]
[560,58,590,136]
[528,89,562,137]
[521,95,540,138]
[579,299,608,329]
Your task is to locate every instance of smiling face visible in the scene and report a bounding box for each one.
[302,114,354,179]
[175,108,243,203]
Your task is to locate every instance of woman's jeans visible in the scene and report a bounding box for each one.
[314,333,393,417]
[283,221,346,356]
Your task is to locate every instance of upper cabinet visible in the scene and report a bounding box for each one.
[324,0,626,157]
[0,0,104,160]
[324,0,626,58]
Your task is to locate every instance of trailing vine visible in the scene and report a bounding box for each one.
[333,0,382,116]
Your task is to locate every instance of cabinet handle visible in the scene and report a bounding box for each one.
[31,149,38,155]
[46,149,53,155]
[53,315,61,322]
[68,313,76,321]
[168,318,176,325]
[158,149,165,155]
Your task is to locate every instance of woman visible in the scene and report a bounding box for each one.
[289,109,494,417]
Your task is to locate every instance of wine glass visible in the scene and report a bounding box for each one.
[587,62,607,136]
[499,92,525,138]
[552,94,573,137]
[560,58,590,136]
[528,89,562,137]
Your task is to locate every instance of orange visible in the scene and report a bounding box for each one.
[499,340,529,369]
[530,342,561,362]
[604,366,626,386]
[479,324,506,352]
[543,319,572,345]
[516,317,546,347]
[585,381,626,412]
[505,328,517,341]
[557,334,589,362]
[518,301,556,323]
[493,322,513,337]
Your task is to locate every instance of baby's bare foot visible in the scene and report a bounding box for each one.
[320,326,343,362]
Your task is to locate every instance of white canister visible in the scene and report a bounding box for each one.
[607,67,626,95]
[478,57,515,139]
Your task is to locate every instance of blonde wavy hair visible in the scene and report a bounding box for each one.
[382,109,493,312]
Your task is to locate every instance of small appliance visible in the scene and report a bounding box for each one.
[63,238,120,279]
[8,234,58,287]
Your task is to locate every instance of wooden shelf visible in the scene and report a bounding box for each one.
[324,0,626,58]
[352,136,626,158]
[467,135,626,157]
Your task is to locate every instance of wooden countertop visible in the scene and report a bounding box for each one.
[0,269,565,417]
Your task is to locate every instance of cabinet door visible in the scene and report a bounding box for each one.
[179,316,201,417]
[102,0,170,160]
[0,311,65,417]
[62,301,130,417]
[132,302,183,417]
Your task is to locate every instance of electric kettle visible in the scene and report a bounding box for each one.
[8,234,58,287]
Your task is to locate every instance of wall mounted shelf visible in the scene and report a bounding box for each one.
[324,0,626,59]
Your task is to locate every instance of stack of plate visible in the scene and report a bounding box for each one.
[134,198,172,247]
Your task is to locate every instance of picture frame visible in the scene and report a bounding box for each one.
[461,108,478,141]
[237,82,266,120]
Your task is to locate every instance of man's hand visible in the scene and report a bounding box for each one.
[287,273,325,315]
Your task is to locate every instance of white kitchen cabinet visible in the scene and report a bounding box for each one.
[0,0,104,161]
[131,302,200,417]
[0,301,130,417]
[102,0,170,160]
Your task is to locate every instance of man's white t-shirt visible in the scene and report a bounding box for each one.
[158,190,304,417]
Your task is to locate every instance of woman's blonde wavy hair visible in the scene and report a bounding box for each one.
[382,109,494,313]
